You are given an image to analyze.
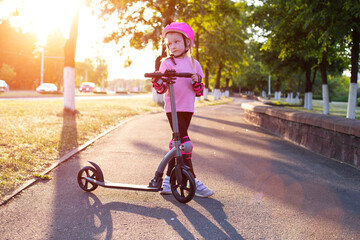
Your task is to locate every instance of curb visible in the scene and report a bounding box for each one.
[0,117,134,206]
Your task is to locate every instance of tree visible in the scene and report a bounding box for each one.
[285,0,353,114]
[0,20,39,89]
[253,0,359,117]
[100,0,188,52]
[98,0,248,100]
[75,57,108,89]
[98,0,190,103]
[0,63,16,83]
[75,59,93,86]
[43,29,66,89]
[190,0,247,99]
[252,0,321,109]
[64,8,80,112]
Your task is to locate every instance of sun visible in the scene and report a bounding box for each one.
[1,0,159,80]
[1,0,81,44]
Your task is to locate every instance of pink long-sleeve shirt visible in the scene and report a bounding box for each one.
[160,56,204,113]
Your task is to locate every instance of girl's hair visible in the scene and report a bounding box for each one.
[189,47,196,71]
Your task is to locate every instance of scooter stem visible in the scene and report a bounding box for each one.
[168,79,184,183]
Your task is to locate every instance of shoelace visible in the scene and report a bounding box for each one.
[196,182,207,192]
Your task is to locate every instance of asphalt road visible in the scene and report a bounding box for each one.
[1,98,360,240]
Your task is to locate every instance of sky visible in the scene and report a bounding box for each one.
[0,0,157,80]
[76,7,158,80]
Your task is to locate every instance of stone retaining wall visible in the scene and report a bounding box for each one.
[241,100,360,168]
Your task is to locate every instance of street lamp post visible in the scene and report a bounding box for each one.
[40,46,44,85]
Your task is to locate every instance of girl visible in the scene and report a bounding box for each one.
[153,22,214,198]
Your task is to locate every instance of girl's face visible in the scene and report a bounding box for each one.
[166,32,189,57]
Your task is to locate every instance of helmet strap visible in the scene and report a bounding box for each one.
[172,49,189,58]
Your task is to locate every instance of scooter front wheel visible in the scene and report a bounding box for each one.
[170,168,195,203]
[77,166,98,192]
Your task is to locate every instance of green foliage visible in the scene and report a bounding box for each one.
[250,0,358,105]
[98,0,249,90]
[0,20,39,89]
[42,30,67,88]
[328,75,350,102]
[75,58,108,88]
[0,63,16,82]
[197,0,248,89]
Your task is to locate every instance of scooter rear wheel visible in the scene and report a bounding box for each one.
[170,168,195,203]
[77,166,98,192]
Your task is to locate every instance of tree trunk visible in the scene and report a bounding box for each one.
[320,52,329,114]
[346,27,359,119]
[152,44,167,105]
[295,75,302,104]
[195,33,200,61]
[295,92,300,104]
[63,9,80,113]
[225,78,230,98]
[304,62,313,109]
[204,66,209,100]
[275,78,281,101]
[214,62,222,100]
[155,45,167,71]
[311,67,317,86]
[262,90,266,98]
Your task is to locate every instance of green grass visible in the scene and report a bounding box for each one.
[0,95,232,200]
[274,99,360,120]
[0,90,63,98]
[0,90,130,98]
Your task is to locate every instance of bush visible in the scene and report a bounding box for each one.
[313,94,322,100]
[332,95,349,102]
[357,98,360,106]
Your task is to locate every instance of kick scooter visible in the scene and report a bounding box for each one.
[77,70,196,203]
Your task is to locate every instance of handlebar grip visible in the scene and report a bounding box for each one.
[144,72,163,78]
[144,72,193,78]
[175,73,193,78]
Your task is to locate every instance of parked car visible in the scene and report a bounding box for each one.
[0,80,9,93]
[36,83,58,93]
[79,82,95,92]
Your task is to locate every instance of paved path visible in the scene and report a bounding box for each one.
[1,98,360,239]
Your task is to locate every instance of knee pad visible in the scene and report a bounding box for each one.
[180,136,193,153]
[169,136,193,153]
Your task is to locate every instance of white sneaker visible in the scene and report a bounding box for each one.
[160,175,171,195]
[195,179,214,197]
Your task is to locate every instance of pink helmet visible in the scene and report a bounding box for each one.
[162,22,194,47]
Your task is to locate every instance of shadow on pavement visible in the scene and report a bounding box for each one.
[190,197,244,240]
[161,195,245,240]
[78,193,195,240]
[193,114,264,134]
[51,111,81,238]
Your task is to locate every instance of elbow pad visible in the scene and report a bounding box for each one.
[153,80,168,94]
[192,82,203,97]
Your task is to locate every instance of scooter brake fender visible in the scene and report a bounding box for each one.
[181,165,191,171]
[88,161,105,182]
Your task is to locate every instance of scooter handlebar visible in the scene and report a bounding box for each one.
[144,70,193,79]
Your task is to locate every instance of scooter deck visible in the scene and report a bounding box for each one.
[85,177,160,192]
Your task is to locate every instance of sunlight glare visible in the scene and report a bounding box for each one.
[2,0,81,44]
[1,0,159,80]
